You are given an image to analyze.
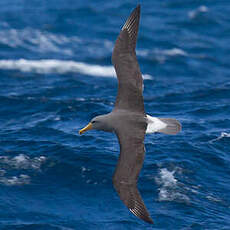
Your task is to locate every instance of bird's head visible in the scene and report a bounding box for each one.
[79,115,112,135]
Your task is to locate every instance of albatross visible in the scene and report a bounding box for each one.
[79,4,181,224]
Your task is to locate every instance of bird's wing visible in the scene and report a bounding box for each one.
[113,122,153,224]
[112,5,144,113]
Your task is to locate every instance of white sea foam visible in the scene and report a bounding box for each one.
[81,166,87,172]
[159,48,187,63]
[0,28,80,55]
[137,48,187,59]
[161,48,187,57]
[0,174,30,186]
[142,74,152,80]
[0,59,115,76]
[0,154,46,186]
[0,27,115,58]
[138,48,188,64]
[0,154,46,170]
[189,5,208,19]
[210,132,230,143]
[136,49,149,57]
[155,168,190,202]
[155,168,177,188]
[206,195,222,203]
[0,59,152,79]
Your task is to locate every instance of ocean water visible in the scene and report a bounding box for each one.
[0,0,230,229]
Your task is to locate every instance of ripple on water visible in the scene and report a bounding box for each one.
[0,154,46,186]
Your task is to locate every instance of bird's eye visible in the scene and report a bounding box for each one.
[92,121,96,124]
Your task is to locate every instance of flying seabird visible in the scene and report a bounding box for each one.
[79,5,181,224]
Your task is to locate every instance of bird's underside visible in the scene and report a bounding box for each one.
[79,4,182,225]
[111,5,154,224]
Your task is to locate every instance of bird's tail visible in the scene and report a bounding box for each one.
[146,115,181,135]
[157,118,181,135]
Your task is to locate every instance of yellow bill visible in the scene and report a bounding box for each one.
[79,122,93,135]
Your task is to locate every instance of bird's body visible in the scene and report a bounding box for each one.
[79,5,181,224]
[90,111,145,133]
[90,112,180,135]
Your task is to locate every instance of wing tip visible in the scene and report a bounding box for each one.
[129,208,154,224]
[136,4,141,11]
[146,217,154,224]
[145,218,154,224]
[122,4,141,30]
[135,4,141,19]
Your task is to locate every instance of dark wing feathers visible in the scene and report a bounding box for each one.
[122,4,140,51]
[113,181,154,224]
[113,123,153,224]
[112,5,144,113]
[111,5,153,224]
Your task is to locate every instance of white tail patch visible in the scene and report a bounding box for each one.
[146,115,167,134]
[146,115,181,135]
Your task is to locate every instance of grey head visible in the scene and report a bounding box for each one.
[79,114,114,134]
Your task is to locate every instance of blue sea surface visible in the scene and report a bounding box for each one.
[0,0,230,229]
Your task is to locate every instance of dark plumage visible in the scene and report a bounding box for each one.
[111,5,153,223]
[112,5,144,113]
[79,4,181,224]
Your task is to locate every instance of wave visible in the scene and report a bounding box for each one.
[155,168,190,203]
[0,27,114,58]
[210,132,230,143]
[138,48,187,58]
[0,59,152,79]
[0,28,81,55]
[189,6,208,19]
[0,154,46,186]
[158,48,188,57]
[137,48,188,64]
[0,154,46,170]
[0,174,30,186]
[1,223,75,230]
